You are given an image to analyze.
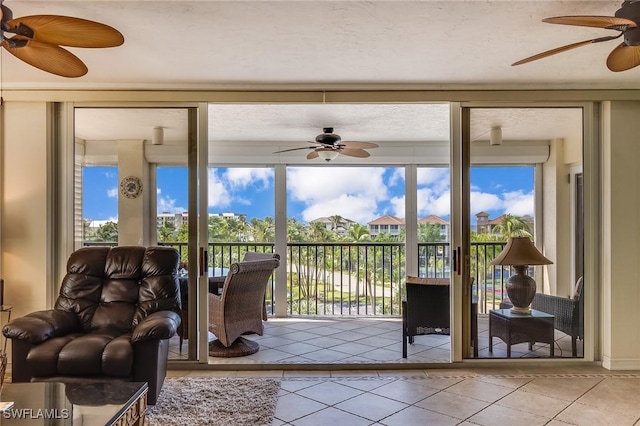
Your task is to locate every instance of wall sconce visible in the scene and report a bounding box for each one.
[490,126,502,146]
[152,126,164,145]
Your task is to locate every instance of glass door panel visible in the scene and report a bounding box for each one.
[73,107,193,361]
[464,107,584,359]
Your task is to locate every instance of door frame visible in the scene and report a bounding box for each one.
[451,101,598,362]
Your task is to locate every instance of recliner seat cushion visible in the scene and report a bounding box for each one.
[27,332,133,378]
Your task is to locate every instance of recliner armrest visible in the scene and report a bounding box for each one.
[131,310,181,343]
[2,310,81,344]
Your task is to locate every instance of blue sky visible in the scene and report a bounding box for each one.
[83,165,534,224]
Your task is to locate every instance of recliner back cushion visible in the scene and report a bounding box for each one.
[55,246,180,335]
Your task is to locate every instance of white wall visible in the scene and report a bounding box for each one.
[117,139,150,245]
[601,101,640,369]
[1,102,52,316]
[542,138,572,297]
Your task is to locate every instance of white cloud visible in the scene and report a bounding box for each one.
[208,169,231,208]
[470,191,503,213]
[107,188,118,198]
[157,194,186,214]
[503,190,534,216]
[288,167,389,222]
[224,168,273,189]
[389,168,404,187]
[390,196,405,218]
[417,188,451,217]
[417,167,449,187]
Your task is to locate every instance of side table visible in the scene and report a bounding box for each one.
[489,308,554,357]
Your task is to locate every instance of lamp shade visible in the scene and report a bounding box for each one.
[491,237,552,266]
[317,148,339,162]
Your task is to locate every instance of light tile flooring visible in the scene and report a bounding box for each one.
[167,367,640,425]
[168,315,596,423]
[169,314,583,365]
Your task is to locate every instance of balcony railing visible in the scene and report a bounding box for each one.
[84,241,509,315]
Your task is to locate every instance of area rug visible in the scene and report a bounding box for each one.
[145,377,280,426]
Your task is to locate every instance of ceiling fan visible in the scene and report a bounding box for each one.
[274,127,379,162]
[0,0,124,78]
[512,1,640,72]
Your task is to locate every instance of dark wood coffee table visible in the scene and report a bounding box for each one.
[0,381,147,425]
[489,308,555,357]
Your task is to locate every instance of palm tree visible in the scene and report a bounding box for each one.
[95,221,118,242]
[308,221,334,242]
[287,218,306,242]
[346,223,370,242]
[328,214,345,232]
[157,223,175,242]
[418,223,444,242]
[494,214,532,238]
[249,217,274,242]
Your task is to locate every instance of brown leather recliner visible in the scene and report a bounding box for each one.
[2,246,181,405]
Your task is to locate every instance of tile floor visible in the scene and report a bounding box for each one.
[169,314,583,365]
[167,366,640,425]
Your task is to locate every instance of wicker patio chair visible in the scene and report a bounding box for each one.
[208,255,280,357]
[209,251,279,320]
[501,277,584,357]
[531,277,584,356]
[402,276,450,358]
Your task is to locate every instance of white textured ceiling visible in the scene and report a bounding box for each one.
[0,0,632,90]
[14,1,590,155]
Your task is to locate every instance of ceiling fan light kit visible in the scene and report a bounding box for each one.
[273,127,379,161]
[316,148,340,162]
[512,1,640,72]
[0,0,124,77]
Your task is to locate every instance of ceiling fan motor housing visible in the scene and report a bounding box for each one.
[315,127,342,146]
[618,1,640,45]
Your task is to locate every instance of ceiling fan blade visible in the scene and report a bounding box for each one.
[2,37,88,77]
[340,148,370,158]
[273,146,315,154]
[607,42,640,72]
[339,141,379,149]
[6,15,124,48]
[543,16,637,29]
[512,39,599,66]
[306,150,319,160]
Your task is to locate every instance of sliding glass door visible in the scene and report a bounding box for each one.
[457,105,587,360]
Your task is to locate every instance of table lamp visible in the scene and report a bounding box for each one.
[491,237,553,314]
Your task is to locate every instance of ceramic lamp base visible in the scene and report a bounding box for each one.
[505,266,536,313]
[510,305,531,314]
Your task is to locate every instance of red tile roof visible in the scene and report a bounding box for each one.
[368,215,405,225]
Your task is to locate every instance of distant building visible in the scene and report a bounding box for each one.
[475,212,534,234]
[368,214,450,238]
[157,212,188,228]
[310,216,356,237]
[418,214,449,240]
[156,212,245,229]
[368,215,404,237]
